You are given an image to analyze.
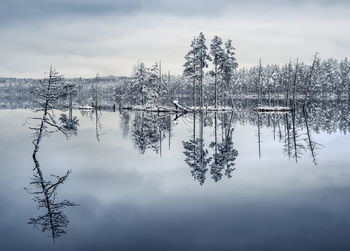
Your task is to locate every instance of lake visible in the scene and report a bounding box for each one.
[1,104,350,250]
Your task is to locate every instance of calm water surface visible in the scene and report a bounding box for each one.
[1,107,350,251]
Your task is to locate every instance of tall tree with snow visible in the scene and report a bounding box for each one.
[220,39,238,107]
[195,32,211,108]
[184,37,198,107]
[210,36,225,108]
[339,57,350,100]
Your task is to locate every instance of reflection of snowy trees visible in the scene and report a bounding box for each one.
[210,113,238,182]
[183,137,211,185]
[215,127,238,179]
[183,113,212,185]
[117,101,342,183]
[182,112,238,185]
[131,112,172,155]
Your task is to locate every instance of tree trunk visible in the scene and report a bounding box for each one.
[215,64,217,108]
[292,59,299,109]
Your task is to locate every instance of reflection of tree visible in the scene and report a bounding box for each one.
[209,113,222,181]
[26,163,76,241]
[183,112,238,185]
[119,110,131,138]
[180,111,241,185]
[291,109,305,162]
[283,113,292,160]
[93,107,104,142]
[183,113,211,185]
[257,113,262,159]
[26,66,78,241]
[254,109,321,165]
[216,112,238,178]
[27,114,78,242]
[59,114,79,137]
[131,112,172,155]
[302,107,323,165]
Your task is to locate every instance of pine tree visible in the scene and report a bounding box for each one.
[195,32,211,108]
[210,36,225,108]
[220,39,238,107]
[134,63,149,106]
[339,57,350,100]
[184,38,198,107]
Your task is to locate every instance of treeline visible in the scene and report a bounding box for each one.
[112,33,350,108]
[0,75,120,109]
[232,56,350,104]
[113,62,174,107]
[119,100,350,158]
[115,99,350,183]
[1,33,350,108]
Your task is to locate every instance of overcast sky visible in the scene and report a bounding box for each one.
[1,0,350,78]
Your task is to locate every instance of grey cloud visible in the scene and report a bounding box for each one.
[1,0,350,77]
[2,0,349,26]
[0,0,143,25]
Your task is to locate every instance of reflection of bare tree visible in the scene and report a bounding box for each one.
[283,113,292,160]
[93,107,104,142]
[168,114,172,150]
[257,113,262,159]
[26,157,76,241]
[291,109,305,162]
[302,107,323,165]
[26,66,78,241]
[27,114,77,243]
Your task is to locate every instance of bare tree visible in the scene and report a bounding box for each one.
[25,66,78,241]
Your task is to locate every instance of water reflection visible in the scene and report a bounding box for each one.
[256,109,324,165]
[198,112,238,183]
[183,113,212,185]
[132,112,172,156]
[21,99,350,201]
[212,112,238,180]
[114,100,346,184]
[303,107,323,165]
[1,98,350,249]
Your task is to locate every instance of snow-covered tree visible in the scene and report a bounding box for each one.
[184,38,199,107]
[220,39,238,106]
[195,33,211,107]
[339,57,350,100]
[210,36,225,108]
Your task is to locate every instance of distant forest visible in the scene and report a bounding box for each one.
[1,33,350,109]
